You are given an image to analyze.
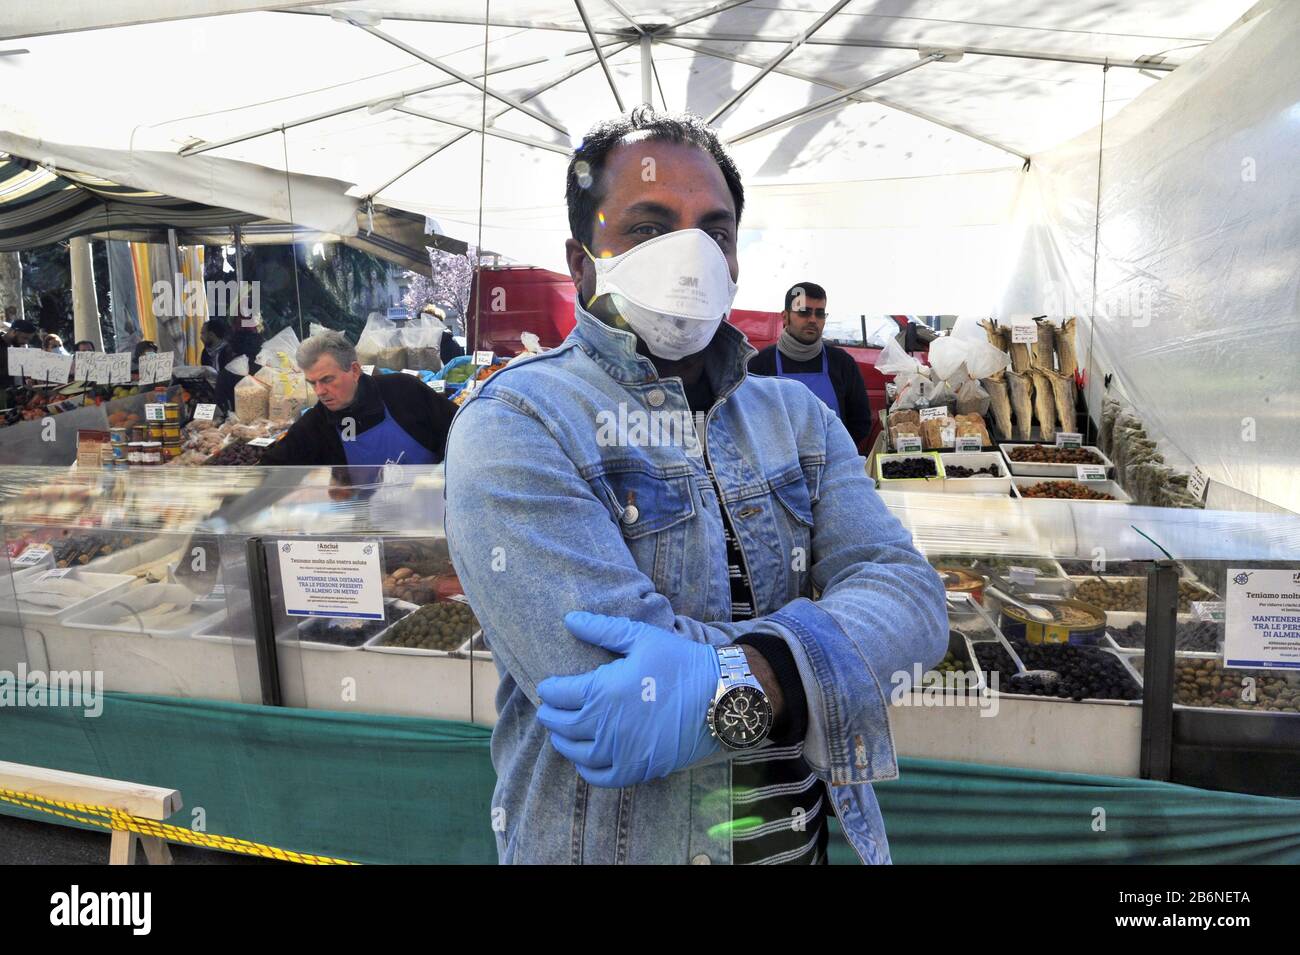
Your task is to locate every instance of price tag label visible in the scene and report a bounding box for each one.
[920,406,947,421]
[41,353,73,383]
[1011,318,1038,344]
[7,348,34,377]
[107,352,132,384]
[954,435,983,452]
[1009,566,1039,588]
[401,369,421,377]
[84,353,110,384]
[1191,600,1225,623]
[430,379,446,393]
[74,352,95,381]
[247,436,277,448]
[13,544,52,567]
[1187,466,1209,503]
[473,350,494,367]
[361,365,375,376]
[145,403,166,422]
[1076,464,1107,481]
[895,436,922,453]
[1056,432,1083,449]
[138,352,174,385]
[387,306,408,322]
[193,403,217,422]
[39,568,74,582]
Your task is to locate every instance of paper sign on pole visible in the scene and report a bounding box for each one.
[1223,569,1300,669]
[107,352,132,384]
[277,539,386,620]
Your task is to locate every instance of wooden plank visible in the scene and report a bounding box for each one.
[0,760,181,820]
[139,835,174,865]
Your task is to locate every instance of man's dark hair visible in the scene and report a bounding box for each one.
[203,318,230,340]
[74,340,95,351]
[132,339,158,360]
[11,319,37,334]
[566,106,744,248]
[784,282,827,312]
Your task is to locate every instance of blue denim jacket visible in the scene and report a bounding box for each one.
[444,305,948,864]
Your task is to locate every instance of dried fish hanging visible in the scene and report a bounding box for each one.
[1005,371,1035,440]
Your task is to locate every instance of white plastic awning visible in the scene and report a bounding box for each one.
[0,1,1257,314]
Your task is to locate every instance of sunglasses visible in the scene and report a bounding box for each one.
[790,308,828,319]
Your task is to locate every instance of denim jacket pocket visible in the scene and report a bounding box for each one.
[590,465,696,539]
[769,465,815,528]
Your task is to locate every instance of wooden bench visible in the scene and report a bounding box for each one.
[0,760,182,865]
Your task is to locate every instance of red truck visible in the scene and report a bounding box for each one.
[468,267,899,450]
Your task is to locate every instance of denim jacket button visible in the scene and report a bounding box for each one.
[622,504,640,525]
[647,389,665,408]
[690,853,711,865]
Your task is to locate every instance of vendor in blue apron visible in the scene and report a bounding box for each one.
[748,282,873,446]
[259,330,456,469]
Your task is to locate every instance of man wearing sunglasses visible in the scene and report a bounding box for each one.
[749,283,874,447]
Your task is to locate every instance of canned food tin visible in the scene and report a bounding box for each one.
[1001,598,1107,646]
[109,427,128,444]
[935,567,985,604]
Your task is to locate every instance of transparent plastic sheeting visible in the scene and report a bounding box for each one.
[876,490,1300,564]
[0,462,1296,562]
[996,0,1300,513]
[0,465,447,538]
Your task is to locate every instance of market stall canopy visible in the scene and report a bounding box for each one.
[0,1,1257,314]
[0,151,261,252]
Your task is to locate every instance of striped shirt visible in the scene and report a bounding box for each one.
[693,403,829,866]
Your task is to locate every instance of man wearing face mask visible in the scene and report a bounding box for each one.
[749,283,874,447]
[444,108,946,865]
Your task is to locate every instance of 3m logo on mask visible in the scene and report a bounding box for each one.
[678,276,700,289]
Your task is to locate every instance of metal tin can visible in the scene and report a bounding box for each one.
[1000,599,1107,646]
[935,567,985,604]
[109,427,128,444]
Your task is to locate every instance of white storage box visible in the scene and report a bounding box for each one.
[937,452,1012,495]
[999,443,1115,478]
[1011,477,1132,503]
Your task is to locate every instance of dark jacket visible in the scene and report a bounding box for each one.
[259,371,456,467]
[440,330,466,365]
[749,342,873,446]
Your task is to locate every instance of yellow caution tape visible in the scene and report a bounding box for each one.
[0,786,358,865]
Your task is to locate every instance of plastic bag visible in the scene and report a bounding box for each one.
[225,354,250,377]
[256,326,302,368]
[233,375,270,423]
[400,315,444,371]
[955,377,990,416]
[929,334,1008,382]
[356,312,406,370]
[873,336,921,377]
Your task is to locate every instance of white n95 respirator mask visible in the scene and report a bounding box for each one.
[585,229,738,360]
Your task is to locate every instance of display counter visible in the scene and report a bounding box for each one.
[1,464,1297,798]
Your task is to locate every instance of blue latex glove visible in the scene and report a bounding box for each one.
[536,611,722,788]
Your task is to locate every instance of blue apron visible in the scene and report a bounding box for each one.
[341,404,439,466]
[775,348,842,419]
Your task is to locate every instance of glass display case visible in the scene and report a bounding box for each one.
[1,466,1296,797]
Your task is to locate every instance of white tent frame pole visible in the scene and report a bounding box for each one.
[394,107,571,153]
[574,0,626,112]
[728,53,944,146]
[288,10,624,36]
[179,51,559,157]
[662,30,1177,71]
[706,0,853,125]
[364,42,635,201]
[664,0,760,32]
[349,21,572,137]
[602,0,646,34]
[659,38,1028,161]
[640,34,653,105]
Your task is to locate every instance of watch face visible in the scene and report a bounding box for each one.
[713,685,773,749]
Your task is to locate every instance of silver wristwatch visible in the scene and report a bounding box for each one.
[706,645,774,750]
